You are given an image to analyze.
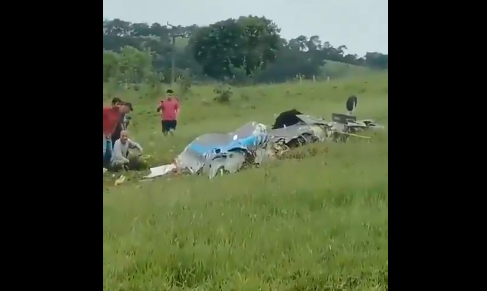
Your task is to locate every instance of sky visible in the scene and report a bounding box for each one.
[103,0,388,56]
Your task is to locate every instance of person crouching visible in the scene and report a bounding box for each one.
[110,130,144,171]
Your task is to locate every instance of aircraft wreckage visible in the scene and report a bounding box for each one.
[144,96,385,180]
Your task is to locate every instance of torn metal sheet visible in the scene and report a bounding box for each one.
[268,113,328,155]
[202,151,247,179]
[144,164,177,179]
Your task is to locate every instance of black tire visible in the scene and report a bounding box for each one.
[346,95,358,113]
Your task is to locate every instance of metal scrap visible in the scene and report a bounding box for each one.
[143,96,385,180]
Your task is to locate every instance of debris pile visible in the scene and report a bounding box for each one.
[143,96,385,180]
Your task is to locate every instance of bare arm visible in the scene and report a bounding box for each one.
[175,101,180,119]
[128,139,143,153]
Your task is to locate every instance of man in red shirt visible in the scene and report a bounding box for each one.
[111,97,122,107]
[103,102,131,162]
[156,89,180,136]
[103,106,120,164]
[103,97,122,135]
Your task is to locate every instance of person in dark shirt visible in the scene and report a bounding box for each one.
[122,102,133,129]
[111,102,133,146]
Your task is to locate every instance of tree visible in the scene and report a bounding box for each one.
[364,52,388,69]
[102,17,388,84]
[103,47,154,84]
[103,50,120,82]
[190,16,282,80]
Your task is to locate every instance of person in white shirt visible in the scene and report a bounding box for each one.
[111,130,143,170]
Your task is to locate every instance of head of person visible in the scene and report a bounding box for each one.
[111,97,122,108]
[119,102,133,114]
[166,89,174,100]
[120,130,129,143]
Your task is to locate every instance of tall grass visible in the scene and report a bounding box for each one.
[103,73,388,290]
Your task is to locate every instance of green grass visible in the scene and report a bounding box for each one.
[103,73,388,291]
[322,60,383,79]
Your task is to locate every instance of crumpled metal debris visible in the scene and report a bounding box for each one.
[144,122,270,179]
[143,97,385,180]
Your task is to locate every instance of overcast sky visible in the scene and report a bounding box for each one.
[103,0,388,56]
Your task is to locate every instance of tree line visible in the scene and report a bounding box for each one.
[103,17,388,85]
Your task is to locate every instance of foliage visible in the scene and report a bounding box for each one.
[176,71,193,96]
[103,47,154,84]
[103,74,389,290]
[103,17,388,85]
[213,84,233,103]
[191,16,281,80]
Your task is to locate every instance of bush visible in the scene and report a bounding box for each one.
[213,84,233,103]
[177,71,193,96]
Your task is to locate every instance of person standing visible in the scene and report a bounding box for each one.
[156,89,180,136]
[111,97,122,107]
[103,105,121,165]
[111,102,133,145]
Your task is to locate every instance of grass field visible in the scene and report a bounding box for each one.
[322,61,384,79]
[103,73,388,291]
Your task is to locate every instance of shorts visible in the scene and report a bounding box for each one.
[162,120,177,133]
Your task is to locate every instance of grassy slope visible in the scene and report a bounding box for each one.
[322,60,381,78]
[103,73,388,291]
